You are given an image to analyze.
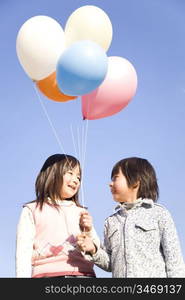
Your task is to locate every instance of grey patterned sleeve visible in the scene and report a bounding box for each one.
[91,221,112,272]
[159,208,185,277]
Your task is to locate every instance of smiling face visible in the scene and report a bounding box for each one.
[61,165,81,199]
[109,168,139,203]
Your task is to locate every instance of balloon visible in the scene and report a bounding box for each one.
[56,40,108,96]
[36,72,77,102]
[82,56,138,120]
[16,15,66,80]
[64,5,113,52]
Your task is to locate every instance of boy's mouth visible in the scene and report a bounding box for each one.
[110,188,116,194]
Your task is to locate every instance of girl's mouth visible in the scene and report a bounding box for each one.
[68,185,76,190]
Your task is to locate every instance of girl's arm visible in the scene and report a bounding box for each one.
[16,206,35,277]
[159,208,185,277]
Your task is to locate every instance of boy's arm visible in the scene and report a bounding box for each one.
[85,226,101,250]
[159,208,185,277]
[78,221,112,272]
[90,221,112,272]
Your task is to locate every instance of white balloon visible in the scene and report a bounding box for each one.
[16,16,66,80]
[65,5,113,52]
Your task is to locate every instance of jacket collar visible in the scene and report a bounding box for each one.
[115,198,154,211]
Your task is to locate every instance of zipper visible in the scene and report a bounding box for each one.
[116,212,127,277]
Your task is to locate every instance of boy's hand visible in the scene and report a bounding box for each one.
[79,211,93,232]
[76,234,97,255]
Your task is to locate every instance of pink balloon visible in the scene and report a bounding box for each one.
[81,56,138,120]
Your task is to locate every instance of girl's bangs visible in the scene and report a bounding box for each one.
[63,157,81,173]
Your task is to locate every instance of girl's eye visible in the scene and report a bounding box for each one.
[67,171,80,181]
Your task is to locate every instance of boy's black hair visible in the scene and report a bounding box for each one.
[111,157,159,201]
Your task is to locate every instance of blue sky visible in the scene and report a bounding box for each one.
[0,0,185,278]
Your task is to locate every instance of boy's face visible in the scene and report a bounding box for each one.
[109,168,138,203]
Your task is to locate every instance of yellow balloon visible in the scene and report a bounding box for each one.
[16,16,66,80]
[64,5,113,52]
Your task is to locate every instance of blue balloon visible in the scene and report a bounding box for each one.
[56,40,108,96]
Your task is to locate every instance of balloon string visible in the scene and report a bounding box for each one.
[70,98,90,210]
[81,96,90,187]
[70,124,78,159]
[33,83,91,234]
[70,116,89,209]
[82,118,89,175]
[33,83,69,163]
[80,98,90,209]
[33,82,90,210]
[77,126,81,164]
[77,125,85,209]
[81,119,89,209]
[70,123,86,209]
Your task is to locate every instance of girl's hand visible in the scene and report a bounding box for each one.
[76,234,97,255]
[79,211,93,232]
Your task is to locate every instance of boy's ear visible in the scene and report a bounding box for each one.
[132,181,140,189]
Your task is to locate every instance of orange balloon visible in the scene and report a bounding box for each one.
[36,71,77,102]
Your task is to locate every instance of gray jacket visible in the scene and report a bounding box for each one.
[92,199,185,277]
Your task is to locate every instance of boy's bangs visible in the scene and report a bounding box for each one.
[111,164,120,179]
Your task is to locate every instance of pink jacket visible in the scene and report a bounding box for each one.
[25,201,96,278]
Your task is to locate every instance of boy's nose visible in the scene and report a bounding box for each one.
[109,181,113,187]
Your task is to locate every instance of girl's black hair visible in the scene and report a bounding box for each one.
[34,154,82,209]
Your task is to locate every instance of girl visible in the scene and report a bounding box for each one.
[77,157,185,277]
[16,154,99,278]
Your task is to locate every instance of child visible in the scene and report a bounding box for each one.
[77,157,185,277]
[16,153,99,278]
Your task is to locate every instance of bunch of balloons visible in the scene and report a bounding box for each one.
[16,5,138,120]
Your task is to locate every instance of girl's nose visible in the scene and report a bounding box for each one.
[72,176,78,184]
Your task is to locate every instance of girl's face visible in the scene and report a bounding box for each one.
[61,165,81,199]
[109,168,138,203]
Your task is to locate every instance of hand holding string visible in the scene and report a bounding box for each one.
[79,211,93,233]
